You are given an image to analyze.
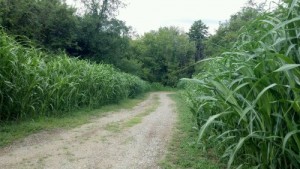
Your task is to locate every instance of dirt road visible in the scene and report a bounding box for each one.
[0,92,177,169]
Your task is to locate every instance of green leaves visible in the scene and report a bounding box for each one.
[182,1,300,168]
[131,27,196,86]
[0,31,149,121]
[274,64,300,72]
[198,111,231,141]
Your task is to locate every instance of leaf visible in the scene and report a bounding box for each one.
[283,130,300,151]
[211,80,238,105]
[227,133,259,169]
[285,44,296,56]
[262,16,300,39]
[288,0,298,17]
[274,64,300,72]
[197,96,217,101]
[227,137,247,169]
[253,83,277,105]
[233,82,249,93]
[198,111,231,141]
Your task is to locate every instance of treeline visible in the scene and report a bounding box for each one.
[182,0,300,168]
[129,27,196,86]
[0,0,130,65]
[0,30,149,121]
[0,0,205,86]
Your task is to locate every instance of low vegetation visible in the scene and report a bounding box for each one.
[105,94,160,132]
[182,1,300,168]
[0,30,149,122]
[161,92,222,169]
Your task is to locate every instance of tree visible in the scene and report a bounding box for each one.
[0,0,78,51]
[188,20,208,61]
[72,2,131,67]
[204,5,263,57]
[0,0,131,70]
[131,27,196,86]
[80,0,124,30]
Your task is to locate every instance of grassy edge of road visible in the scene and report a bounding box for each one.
[0,93,150,148]
[161,91,223,169]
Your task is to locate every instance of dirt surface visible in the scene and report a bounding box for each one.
[0,92,177,169]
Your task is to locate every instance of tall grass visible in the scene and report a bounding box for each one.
[0,31,149,121]
[182,0,300,168]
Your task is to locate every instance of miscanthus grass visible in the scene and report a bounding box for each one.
[0,30,149,122]
[182,0,300,168]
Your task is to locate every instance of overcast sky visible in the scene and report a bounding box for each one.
[67,0,271,35]
[117,0,250,35]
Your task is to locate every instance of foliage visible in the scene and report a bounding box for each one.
[161,92,222,169]
[0,0,131,71]
[71,0,131,66]
[182,0,300,168]
[204,5,263,58]
[0,31,149,122]
[0,0,198,86]
[81,0,123,19]
[188,20,208,61]
[0,0,78,51]
[131,27,196,86]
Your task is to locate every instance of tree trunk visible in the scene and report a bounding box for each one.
[195,44,204,62]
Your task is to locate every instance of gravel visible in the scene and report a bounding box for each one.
[0,92,177,169]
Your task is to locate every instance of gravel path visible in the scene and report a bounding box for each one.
[0,92,177,169]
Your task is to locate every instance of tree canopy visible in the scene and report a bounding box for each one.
[204,5,263,57]
[0,0,130,66]
[188,20,208,61]
[130,27,196,86]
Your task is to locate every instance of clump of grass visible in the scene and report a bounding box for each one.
[124,95,160,127]
[105,95,160,132]
[123,117,142,128]
[105,122,122,132]
[182,1,300,168]
[0,30,150,122]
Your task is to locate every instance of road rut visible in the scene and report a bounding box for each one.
[0,92,177,169]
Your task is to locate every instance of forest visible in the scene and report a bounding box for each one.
[1,0,300,168]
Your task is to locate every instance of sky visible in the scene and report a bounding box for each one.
[66,0,271,35]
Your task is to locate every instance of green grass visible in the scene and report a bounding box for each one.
[161,92,223,169]
[104,122,122,132]
[123,94,160,128]
[0,94,148,147]
[150,82,177,92]
[181,1,300,168]
[105,94,160,131]
[0,30,150,122]
[123,117,142,128]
